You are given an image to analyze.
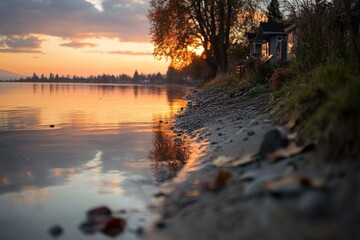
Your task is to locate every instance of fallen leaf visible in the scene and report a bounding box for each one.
[212,154,256,167]
[101,218,126,237]
[287,132,298,140]
[265,176,327,197]
[185,190,201,197]
[212,156,233,167]
[230,154,255,167]
[202,171,232,191]
[267,141,306,161]
[265,177,311,197]
[285,110,299,129]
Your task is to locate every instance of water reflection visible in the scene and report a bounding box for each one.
[149,122,191,183]
[0,82,191,240]
[0,83,190,199]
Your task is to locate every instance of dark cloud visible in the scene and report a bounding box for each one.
[108,50,152,55]
[0,36,42,49]
[0,0,150,42]
[61,41,98,48]
[0,35,43,53]
[0,49,43,54]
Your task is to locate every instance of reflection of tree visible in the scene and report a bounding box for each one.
[149,122,190,182]
[166,86,187,106]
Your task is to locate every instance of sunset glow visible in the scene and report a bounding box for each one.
[0,0,168,77]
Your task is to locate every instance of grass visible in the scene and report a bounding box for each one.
[274,63,360,162]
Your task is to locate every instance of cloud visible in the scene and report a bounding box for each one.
[0,49,43,54]
[0,36,42,49]
[108,50,152,56]
[0,35,43,53]
[61,41,98,48]
[0,0,150,42]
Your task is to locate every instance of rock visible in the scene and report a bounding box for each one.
[263,119,272,124]
[136,227,144,235]
[79,221,98,235]
[247,130,255,136]
[50,124,55,128]
[258,127,289,158]
[87,206,112,223]
[299,191,329,218]
[156,221,167,230]
[243,180,264,198]
[154,192,166,198]
[119,209,127,214]
[173,138,182,143]
[48,225,63,238]
[248,119,259,127]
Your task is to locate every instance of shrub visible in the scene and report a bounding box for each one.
[269,67,297,90]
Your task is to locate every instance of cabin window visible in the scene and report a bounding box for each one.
[262,42,269,57]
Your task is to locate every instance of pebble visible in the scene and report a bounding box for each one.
[248,119,259,127]
[243,180,264,198]
[247,130,255,136]
[156,221,167,230]
[263,119,272,124]
[48,225,63,238]
[299,191,329,218]
[173,138,182,143]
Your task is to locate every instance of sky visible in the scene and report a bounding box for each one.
[0,0,168,77]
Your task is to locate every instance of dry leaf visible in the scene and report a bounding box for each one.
[212,154,255,167]
[202,171,232,191]
[287,132,298,140]
[212,156,234,167]
[285,110,300,129]
[185,190,201,197]
[265,177,311,196]
[230,154,255,167]
[101,218,126,237]
[265,176,327,196]
[267,141,306,161]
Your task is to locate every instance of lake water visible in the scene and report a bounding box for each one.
[0,83,193,240]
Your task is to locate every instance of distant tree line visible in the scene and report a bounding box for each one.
[11,70,168,84]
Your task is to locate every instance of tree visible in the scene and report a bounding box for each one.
[266,0,283,22]
[133,70,140,83]
[149,0,245,79]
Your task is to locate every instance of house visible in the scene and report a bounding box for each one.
[284,23,296,61]
[247,21,288,64]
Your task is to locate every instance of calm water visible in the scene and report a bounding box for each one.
[0,83,191,240]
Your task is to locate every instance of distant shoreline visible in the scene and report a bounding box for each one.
[0,80,200,86]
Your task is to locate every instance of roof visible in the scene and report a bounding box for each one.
[246,32,257,40]
[259,21,286,34]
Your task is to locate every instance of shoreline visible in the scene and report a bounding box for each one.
[146,88,360,239]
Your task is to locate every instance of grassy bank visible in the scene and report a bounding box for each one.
[202,61,360,163]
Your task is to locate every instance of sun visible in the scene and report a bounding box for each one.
[188,45,204,56]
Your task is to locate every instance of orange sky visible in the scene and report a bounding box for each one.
[0,0,169,77]
[0,35,168,77]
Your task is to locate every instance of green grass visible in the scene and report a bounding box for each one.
[274,63,360,162]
